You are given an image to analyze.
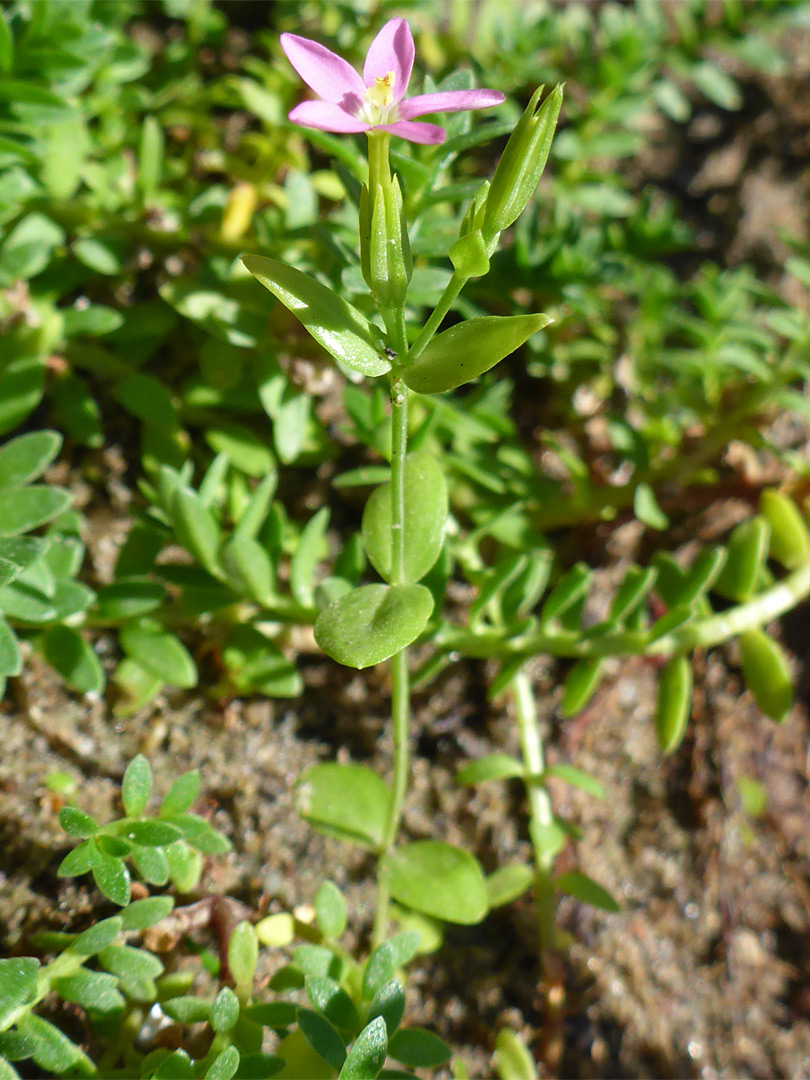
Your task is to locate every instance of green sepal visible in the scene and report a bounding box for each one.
[360,174,412,310]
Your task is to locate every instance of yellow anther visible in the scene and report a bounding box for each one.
[365,71,395,109]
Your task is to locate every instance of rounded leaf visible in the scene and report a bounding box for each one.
[554,870,619,912]
[382,840,488,925]
[314,583,433,669]
[560,658,604,717]
[228,921,258,990]
[120,621,197,688]
[0,430,61,489]
[387,1027,451,1069]
[713,517,770,602]
[0,486,72,538]
[295,763,390,850]
[315,880,347,939]
[41,625,104,694]
[339,1016,387,1080]
[485,864,535,909]
[361,453,447,584]
[122,755,152,817]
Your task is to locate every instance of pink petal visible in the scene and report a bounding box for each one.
[363,17,414,102]
[377,119,446,145]
[288,100,371,134]
[281,32,365,109]
[399,89,506,120]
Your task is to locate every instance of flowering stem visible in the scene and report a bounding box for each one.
[512,670,557,961]
[368,128,413,947]
[373,376,410,948]
[405,268,467,364]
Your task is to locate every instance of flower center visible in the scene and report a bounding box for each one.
[359,71,398,125]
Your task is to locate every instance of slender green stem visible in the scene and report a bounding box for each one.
[367,129,414,947]
[434,552,810,660]
[512,670,557,959]
[373,376,410,948]
[406,269,467,364]
[389,380,408,583]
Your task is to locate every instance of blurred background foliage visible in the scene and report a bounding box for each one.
[1,0,809,707]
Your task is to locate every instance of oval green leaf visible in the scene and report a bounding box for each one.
[713,516,770,602]
[339,1017,388,1080]
[560,658,604,717]
[120,621,197,689]
[361,453,447,584]
[760,490,810,570]
[0,430,61,489]
[314,583,433,669]
[554,870,619,913]
[382,840,488,925]
[0,487,72,538]
[41,625,104,694]
[295,763,390,850]
[485,863,535,909]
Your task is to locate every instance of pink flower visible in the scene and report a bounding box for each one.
[280,18,505,146]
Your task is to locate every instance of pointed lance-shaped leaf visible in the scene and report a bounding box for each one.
[403,313,551,395]
[242,255,391,378]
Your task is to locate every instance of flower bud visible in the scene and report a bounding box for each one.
[483,84,563,240]
[449,180,493,278]
[359,173,412,310]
